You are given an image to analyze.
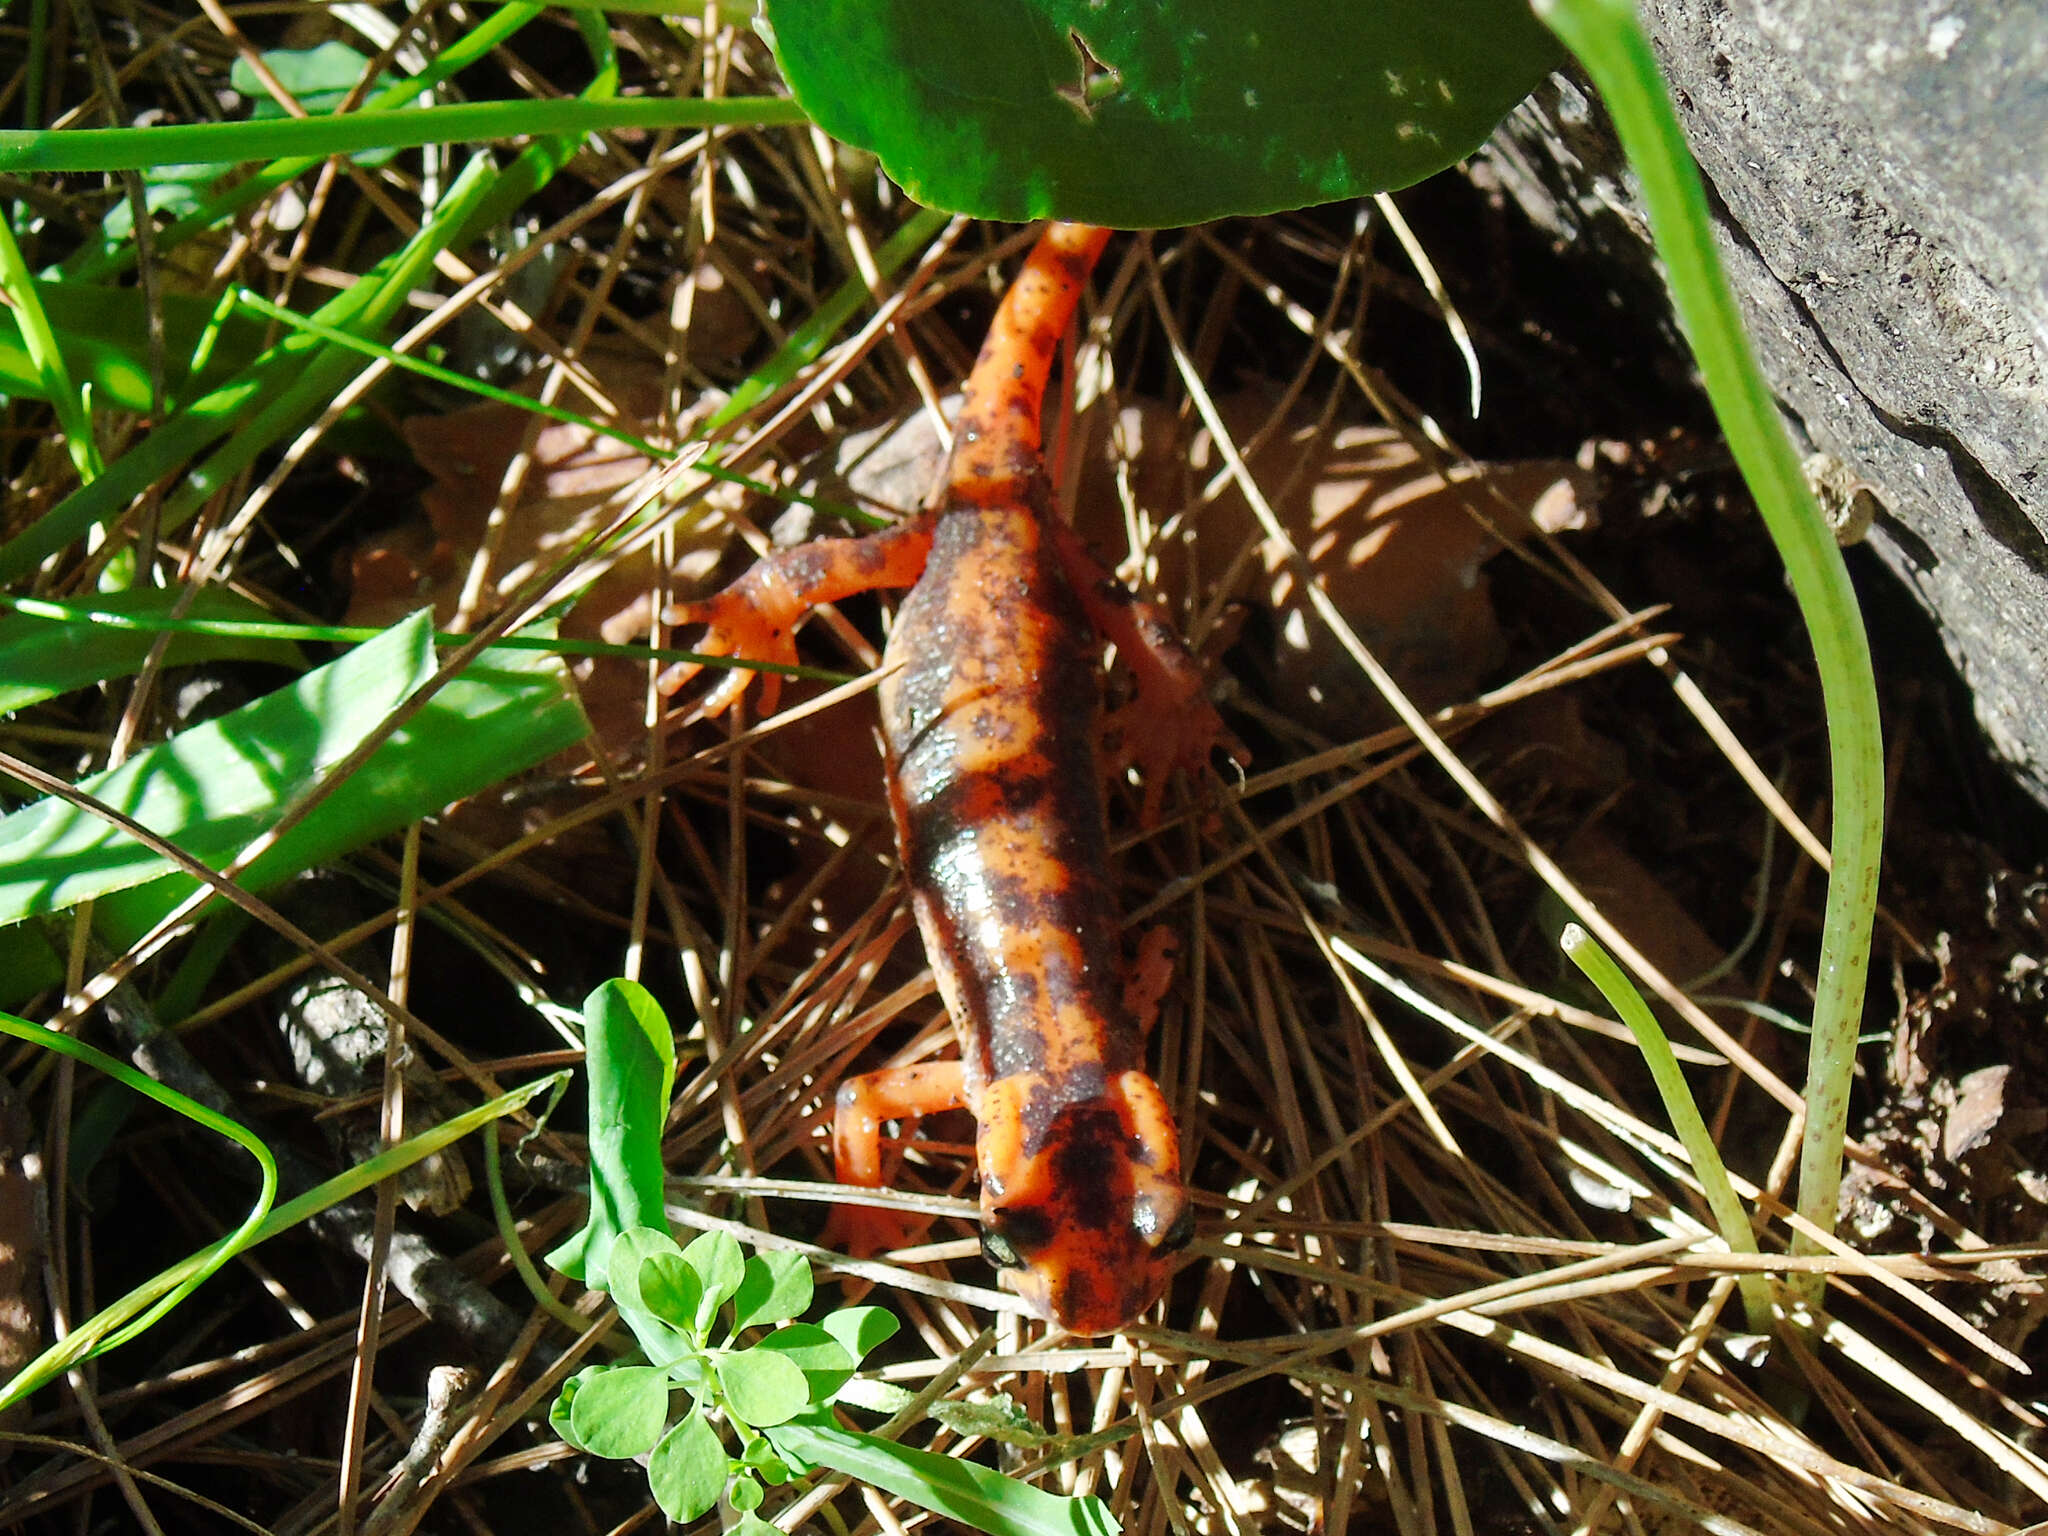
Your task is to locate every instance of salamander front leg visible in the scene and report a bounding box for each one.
[821,1060,967,1258]
[659,513,937,716]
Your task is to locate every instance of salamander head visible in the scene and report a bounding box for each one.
[975,1074,1194,1335]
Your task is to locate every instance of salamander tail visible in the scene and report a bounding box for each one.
[943,223,1112,509]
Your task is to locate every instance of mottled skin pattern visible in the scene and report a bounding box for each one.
[662,224,1234,1334]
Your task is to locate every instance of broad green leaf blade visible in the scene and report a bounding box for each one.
[649,1408,728,1523]
[568,1365,672,1459]
[79,618,588,953]
[753,1323,855,1405]
[820,1305,898,1367]
[0,588,303,714]
[717,1348,810,1428]
[547,982,680,1288]
[731,1250,813,1332]
[760,0,1560,225]
[0,613,431,922]
[766,1414,1119,1536]
[682,1230,745,1335]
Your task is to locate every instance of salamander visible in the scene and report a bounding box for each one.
[660,223,1241,1334]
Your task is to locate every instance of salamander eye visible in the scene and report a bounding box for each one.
[981,1206,1052,1270]
[1156,1205,1196,1254]
[980,1227,1026,1270]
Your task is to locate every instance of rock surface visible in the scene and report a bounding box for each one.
[1476,2,2048,804]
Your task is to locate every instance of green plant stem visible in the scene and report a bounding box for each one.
[0,594,845,683]
[0,96,810,173]
[1560,926,1775,1334]
[1533,0,1884,1303]
[0,1071,565,1410]
[483,1119,592,1333]
[0,1010,277,1397]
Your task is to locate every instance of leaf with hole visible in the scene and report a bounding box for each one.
[761,0,1560,225]
[648,1408,728,1524]
[568,1365,672,1459]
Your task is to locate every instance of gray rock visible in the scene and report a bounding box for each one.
[1476,2,2048,803]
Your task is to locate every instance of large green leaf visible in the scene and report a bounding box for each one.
[760,0,1559,225]
[0,611,588,937]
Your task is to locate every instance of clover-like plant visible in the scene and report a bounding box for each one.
[548,981,1115,1536]
[552,1225,899,1527]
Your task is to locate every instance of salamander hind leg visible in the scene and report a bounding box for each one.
[821,1060,967,1258]
[659,514,936,716]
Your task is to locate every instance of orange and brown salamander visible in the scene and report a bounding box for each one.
[661,223,1240,1334]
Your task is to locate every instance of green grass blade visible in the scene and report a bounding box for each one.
[0,1010,276,1370]
[62,2,548,281]
[0,586,303,713]
[708,204,953,432]
[0,153,494,584]
[1533,0,1884,1304]
[0,614,433,920]
[0,611,589,943]
[0,278,270,409]
[766,1415,1119,1536]
[1561,925,1775,1333]
[89,619,589,950]
[0,593,841,683]
[0,97,809,174]
[0,1070,565,1410]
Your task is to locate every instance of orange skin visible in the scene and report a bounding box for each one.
[662,224,1239,1334]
